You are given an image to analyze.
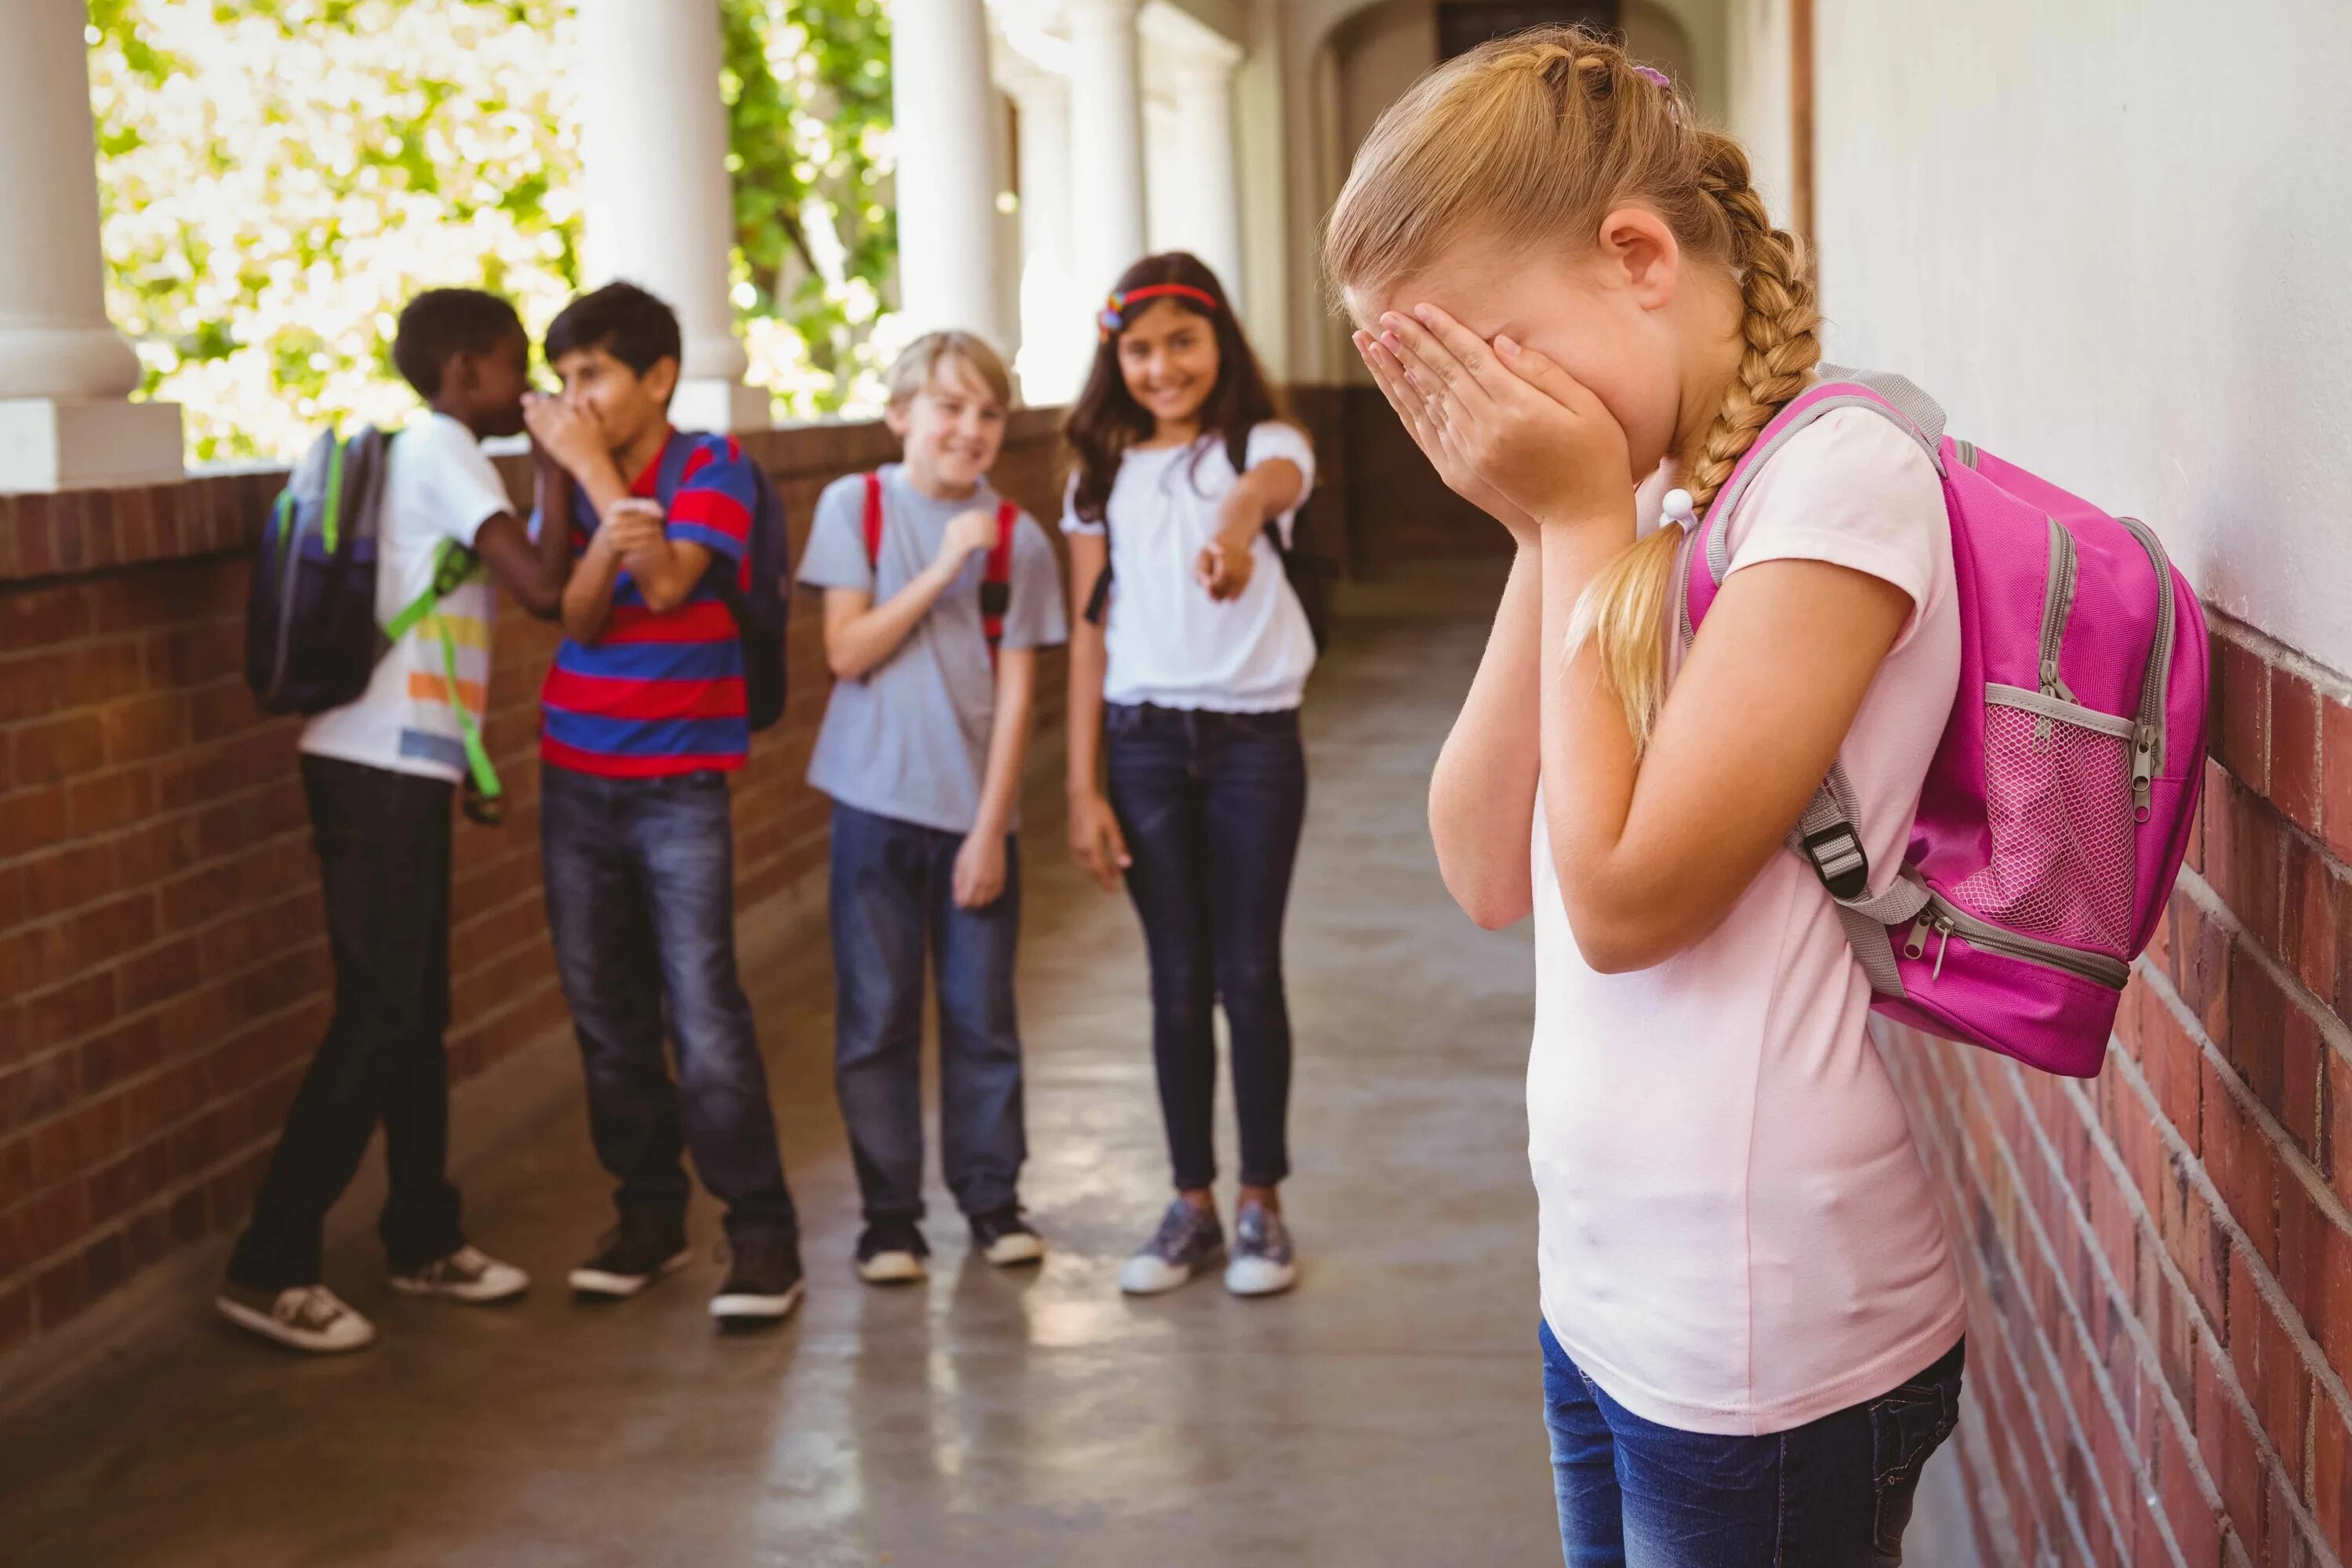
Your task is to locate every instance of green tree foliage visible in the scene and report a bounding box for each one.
[89,0,898,463]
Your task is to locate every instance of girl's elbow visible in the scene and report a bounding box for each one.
[1560,900,1690,975]
[1463,892,1532,931]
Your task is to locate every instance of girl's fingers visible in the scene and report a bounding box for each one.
[1379,310,1496,416]
[1494,334,1598,413]
[1361,336,1449,456]
[1410,303,1529,407]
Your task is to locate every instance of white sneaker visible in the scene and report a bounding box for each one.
[1223,1203,1298,1298]
[1117,1198,1225,1296]
[216,1282,377,1354]
[389,1245,530,1304]
[855,1220,929,1284]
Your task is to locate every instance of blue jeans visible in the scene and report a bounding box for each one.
[540,764,797,1246]
[1539,1323,1965,1566]
[1104,702,1307,1190]
[829,801,1026,1221]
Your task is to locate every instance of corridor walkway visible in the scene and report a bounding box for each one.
[0,569,1564,1566]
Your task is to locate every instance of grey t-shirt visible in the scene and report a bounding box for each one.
[798,464,1069,834]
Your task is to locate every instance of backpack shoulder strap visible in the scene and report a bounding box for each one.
[981,499,1018,662]
[862,470,884,568]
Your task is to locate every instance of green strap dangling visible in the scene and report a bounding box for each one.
[383,540,501,802]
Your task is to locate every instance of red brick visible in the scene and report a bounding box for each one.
[97,691,191,766]
[2281,836,2339,1002]
[2227,1262,2310,1465]
[10,713,105,786]
[2151,996,2207,1147]
[2314,1398,2352,1562]
[2218,635,2272,789]
[31,1254,85,1329]
[0,1283,28,1356]
[2226,785,2286,949]
[2272,668,2324,835]
[2190,758,2217,874]
[23,972,117,1057]
[0,1051,75,1137]
[2278,1178,2350,1385]
[2230,950,2289,1120]
[2178,897,2234,1051]
[66,766,154,837]
[0,583,93,649]
[67,891,156,971]
[2194,1347,2266,1558]
[59,638,143,709]
[2280,1004,2324,1157]
[2323,696,2352,862]
[0,782,67,862]
[2205,1061,2281,1269]
[2158,1413,2227,1567]
[2330,1053,2352,1211]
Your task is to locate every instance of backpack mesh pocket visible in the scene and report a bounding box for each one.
[1951,700,2136,954]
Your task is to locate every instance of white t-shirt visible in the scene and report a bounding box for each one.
[1527,408,1966,1436]
[1060,422,1318,713]
[299,414,509,783]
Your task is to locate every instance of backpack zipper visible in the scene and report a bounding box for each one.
[1902,891,2129,989]
[2116,517,2176,821]
[2036,517,2079,728]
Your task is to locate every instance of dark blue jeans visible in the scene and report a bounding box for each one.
[540,764,797,1247]
[230,756,466,1289]
[1104,702,1307,1191]
[1540,1322,1965,1566]
[829,801,1026,1222]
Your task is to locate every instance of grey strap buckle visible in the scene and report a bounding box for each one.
[1800,823,1871,902]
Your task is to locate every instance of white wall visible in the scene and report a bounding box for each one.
[1812,0,2352,670]
[1722,0,1790,223]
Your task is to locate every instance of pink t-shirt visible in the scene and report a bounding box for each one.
[1527,407,1966,1436]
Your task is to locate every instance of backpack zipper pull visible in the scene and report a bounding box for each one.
[2131,723,2158,818]
[1933,918,1955,981]
[1905,914,1933,961]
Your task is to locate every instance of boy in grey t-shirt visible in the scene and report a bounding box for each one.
[797,333,1067,1282]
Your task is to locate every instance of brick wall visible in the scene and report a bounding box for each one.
[1884,611,2352,1566]
[0,411,1080,1358]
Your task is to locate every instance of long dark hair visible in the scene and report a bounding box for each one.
[1064,252,1283,525]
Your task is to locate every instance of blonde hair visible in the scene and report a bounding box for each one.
[1323,28,1820,748]
[887,330,1015,412]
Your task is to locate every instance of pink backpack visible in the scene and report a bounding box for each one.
[1681,369,2209,1078]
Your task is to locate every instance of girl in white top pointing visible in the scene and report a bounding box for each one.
[1062,252,1319,1298]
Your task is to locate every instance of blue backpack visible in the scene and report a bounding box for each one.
[245,426,501,800]
[647,435,790,731]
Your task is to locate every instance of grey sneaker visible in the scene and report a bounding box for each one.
[215,1281,376,1354]
[1118,1198,1224,1295]
[1224,1201,1298,1297]
[389,1245,530,1304]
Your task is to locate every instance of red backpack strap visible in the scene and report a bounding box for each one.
[980,500,1017,664]
[862,471,884,568]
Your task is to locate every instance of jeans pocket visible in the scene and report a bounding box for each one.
[1869,1378,1960,1555]
[1103,702,1148,738]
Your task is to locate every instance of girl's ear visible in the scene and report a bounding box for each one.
[1595,206,1681,312]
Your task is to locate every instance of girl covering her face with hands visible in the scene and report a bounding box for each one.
[1061,252,1319,1300]
[1328,30,1966,1566]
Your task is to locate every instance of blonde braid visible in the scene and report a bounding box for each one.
[1565,138,1821,749]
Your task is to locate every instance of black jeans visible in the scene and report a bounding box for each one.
[228,756,467,1290]
[829,802,1026,1222]
[540,764,798,1247]
[1105,702,1307,1190]
[1542,1323,1966,1565]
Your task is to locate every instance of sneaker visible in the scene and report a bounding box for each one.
[215,1281,376,1354]
[710,1236,806,1327]
[1224,1201,1298,1297]
[855,1218,930,1284]
[389,1245,530,1305]
[1117,1197,1225,1296]
[969,1206,1044,1268]
[568,1212,690,1299]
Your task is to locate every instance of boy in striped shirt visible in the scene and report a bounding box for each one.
[525,282,802,1327]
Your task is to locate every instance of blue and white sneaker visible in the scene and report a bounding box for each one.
[1118,1198,1224,1295]
[1224,1202,1298,1297]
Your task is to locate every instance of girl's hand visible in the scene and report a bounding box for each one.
[1376,306,1634,531]
[1195,538,1255,600]
[1355,330,1540,543]
[952,831,1007,909]
[1068,789,1131,891]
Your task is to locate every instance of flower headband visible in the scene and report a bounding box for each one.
[1098,283,1220,340]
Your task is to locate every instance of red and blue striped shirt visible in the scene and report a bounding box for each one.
[539,430,755,778]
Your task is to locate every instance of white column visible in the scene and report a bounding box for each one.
[0,0,182,491]
[1065,0,1149,299]
[893,0,1009,344]
[1168,49,1243,310]
[1009,74,1090,405]
[575,0,767,432]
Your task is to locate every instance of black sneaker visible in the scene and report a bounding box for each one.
[568,1211,690,1300]
[710,1236,805,1327]
[855,1218,930,1285]
[969,1206,1044,1267]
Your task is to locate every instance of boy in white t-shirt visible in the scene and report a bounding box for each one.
[216,289,575,1356]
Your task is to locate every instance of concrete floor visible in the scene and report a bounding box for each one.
[0,568,1981,1566]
